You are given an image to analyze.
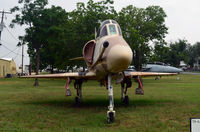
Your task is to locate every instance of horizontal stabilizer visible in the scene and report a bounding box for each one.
[69,57,84,61]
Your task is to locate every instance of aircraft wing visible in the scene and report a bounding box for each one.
[21,71,96,80]
[125,71,177,77]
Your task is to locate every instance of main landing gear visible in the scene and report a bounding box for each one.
[74,79,83,106]
[65,78,83,106]
[135,76,144,95]
[121,77,132,106]
[65,78,72,96]
[107,74,115,123]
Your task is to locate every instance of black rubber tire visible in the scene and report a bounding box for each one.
[107,112,114,123]
[123,95,129,106]
[75,97,80,106]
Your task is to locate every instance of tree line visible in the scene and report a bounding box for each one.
[10,0,200,85]
[151,40,200,68]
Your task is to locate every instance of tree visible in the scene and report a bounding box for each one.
[10,0,69,85]
[188,42,200,68]
[168,39,190,67]
[150,40,170,64]
[10,0,49,86]
[34,6,69,73]
[118,5,168,70]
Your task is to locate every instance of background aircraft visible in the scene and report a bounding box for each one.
[143,62,182,73]
[127,62,182,73]
[23,19,176,123]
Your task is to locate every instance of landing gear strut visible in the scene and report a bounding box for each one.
[135,76,144,95]
[74,79,83,106]
[107,74,115,123]
[65,77,72,96]
[121,77,132,105]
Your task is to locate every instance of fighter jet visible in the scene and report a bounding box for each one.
[142,62,182,73]
[127,62,182,73]
[23,19,176,123]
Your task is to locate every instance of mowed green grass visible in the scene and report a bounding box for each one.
[0,74,200,132]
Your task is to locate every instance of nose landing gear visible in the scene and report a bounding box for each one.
[107,74,115,123]
[107,110,115,123]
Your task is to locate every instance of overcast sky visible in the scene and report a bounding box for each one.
[0,0,200,66]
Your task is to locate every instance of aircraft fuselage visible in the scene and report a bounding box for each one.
[87,20,133,80]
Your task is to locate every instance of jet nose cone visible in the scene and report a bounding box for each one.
[177,68,183,73]
[107,45,133,73]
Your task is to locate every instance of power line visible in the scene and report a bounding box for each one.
[0,43,29,58]
[5,25,19,42]
[1,39,17,46]
[13,47,21,60]
[0,44,18,58]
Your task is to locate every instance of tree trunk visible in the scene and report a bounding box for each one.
[50,64,54,74]
[34,48,40,86]
[135,50,142,71]
[29,59,32,75]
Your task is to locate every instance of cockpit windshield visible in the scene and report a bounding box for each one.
[100,26,108,37]
[109,25,117,35]
[97,19,122,38]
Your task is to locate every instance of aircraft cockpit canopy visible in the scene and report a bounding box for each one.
[97,19,122,38]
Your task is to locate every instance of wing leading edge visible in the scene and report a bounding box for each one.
[21,71,96,80]
[125,71,177,77]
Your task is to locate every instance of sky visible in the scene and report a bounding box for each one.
[0,0,200,67]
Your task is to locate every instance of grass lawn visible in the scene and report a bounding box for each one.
[0,74,200,132]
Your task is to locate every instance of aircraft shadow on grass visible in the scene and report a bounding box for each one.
[24,98,175,109]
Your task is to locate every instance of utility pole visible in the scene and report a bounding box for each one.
[0,10,11,44]
[21,44,24,75]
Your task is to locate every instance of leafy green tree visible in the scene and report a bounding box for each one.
[188,42,200,68]
[10,0,49,86]
[168,39,190,67]
[10,0,69,85]
[35,6,69,73]
[118,5,168,70]
[150,40,170,64]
